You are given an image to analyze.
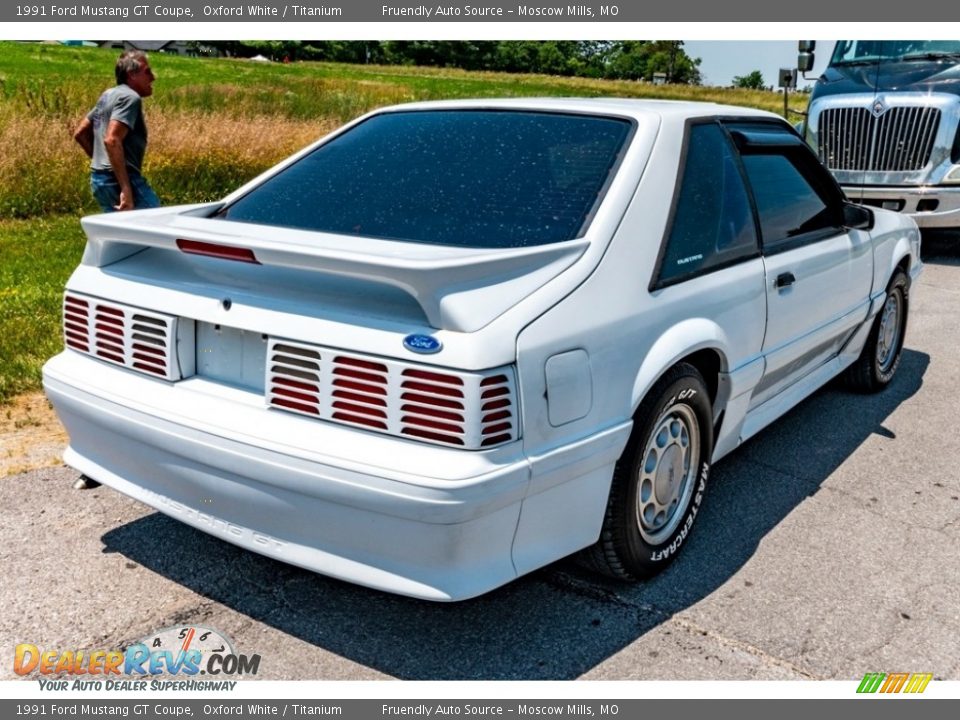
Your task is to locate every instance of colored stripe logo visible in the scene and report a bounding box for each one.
[857,672,933,694]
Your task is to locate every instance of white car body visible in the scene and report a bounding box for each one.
[43,98,922,600]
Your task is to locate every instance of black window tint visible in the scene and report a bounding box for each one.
[740,154,837,245]
[657,122,758,285]
[217,111,632,248]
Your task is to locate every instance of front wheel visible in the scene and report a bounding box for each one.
[845,270,909,393]
[580,363,714,581]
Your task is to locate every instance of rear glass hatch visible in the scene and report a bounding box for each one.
[215,109,635,249]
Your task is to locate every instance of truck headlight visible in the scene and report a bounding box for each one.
[944,165,960,184]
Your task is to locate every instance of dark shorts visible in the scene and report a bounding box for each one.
[90,170,160,212]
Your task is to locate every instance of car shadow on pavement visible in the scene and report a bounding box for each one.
[101,349,929,680]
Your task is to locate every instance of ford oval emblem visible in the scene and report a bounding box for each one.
[403,334,442,354]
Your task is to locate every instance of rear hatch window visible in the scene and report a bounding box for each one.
[217,110,633,248]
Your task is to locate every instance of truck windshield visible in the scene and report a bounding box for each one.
[217,110,633,249]
[831,40,960,66]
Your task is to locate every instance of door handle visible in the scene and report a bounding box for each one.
[775,272,796,289]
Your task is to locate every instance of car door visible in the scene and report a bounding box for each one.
[728,122,874,409]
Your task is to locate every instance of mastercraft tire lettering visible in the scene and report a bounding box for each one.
[581,363,714,579]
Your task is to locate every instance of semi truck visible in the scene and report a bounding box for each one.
[801,40,960,232]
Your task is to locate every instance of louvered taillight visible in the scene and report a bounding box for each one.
[399,368,467,445]
[266,338,518,449]
[63,292,180,381]
[268,343,322,416]
[331,356,390,431]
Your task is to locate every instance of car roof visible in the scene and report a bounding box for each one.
[374,97,782,123]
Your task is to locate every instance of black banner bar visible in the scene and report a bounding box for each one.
[0,0,935,22]
[2,699,959,720]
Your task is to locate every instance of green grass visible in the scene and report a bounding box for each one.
[0,216,85,401]
[0,41,805,403]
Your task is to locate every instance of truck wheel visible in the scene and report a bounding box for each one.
[581,363,713,581]
[845,270,909,393]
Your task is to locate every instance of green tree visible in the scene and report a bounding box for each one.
[733,70,766,89]
[203,40,702,85]
[604,41,702,84]
[300,42,384,64]
[605,41,650,81]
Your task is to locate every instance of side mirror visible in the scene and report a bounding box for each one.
[798,40,816,74]
[843,202,874,231]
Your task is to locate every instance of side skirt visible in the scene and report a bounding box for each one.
[739,355,846,445]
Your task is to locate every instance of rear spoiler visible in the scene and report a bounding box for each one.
[80,204,590,333]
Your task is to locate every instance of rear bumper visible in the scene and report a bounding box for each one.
[43,351,629,601]
[845,184,960,229]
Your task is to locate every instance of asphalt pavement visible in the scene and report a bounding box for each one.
[2,240,958,682]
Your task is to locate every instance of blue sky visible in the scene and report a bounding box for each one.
[684,41,836,88]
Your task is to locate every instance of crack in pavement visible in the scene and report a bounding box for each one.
[543,569,670,619]
[666,615,820,680]
[819,484,960,536]
[544,569,818,679]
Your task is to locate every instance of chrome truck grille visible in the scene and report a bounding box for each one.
[818,106,941,173]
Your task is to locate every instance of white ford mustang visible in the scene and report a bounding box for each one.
[43,98,921,600]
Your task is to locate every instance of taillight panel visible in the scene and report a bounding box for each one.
[267,337,519,450]
[63,292,181,382]
[62,293,519,450]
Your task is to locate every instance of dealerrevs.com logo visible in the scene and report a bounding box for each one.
[857,672,933,694]
[14,625,260,691]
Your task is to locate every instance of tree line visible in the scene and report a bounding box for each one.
[198,41,704,84]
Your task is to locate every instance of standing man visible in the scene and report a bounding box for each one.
[73,50,160,212]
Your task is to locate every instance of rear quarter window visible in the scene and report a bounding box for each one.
[653,121,759,289]
[218,110,633,249]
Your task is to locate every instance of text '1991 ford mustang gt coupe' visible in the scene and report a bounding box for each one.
[43,99,922,600]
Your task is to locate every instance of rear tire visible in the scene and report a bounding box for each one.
[845,270,909,393]
[581,363,714,581]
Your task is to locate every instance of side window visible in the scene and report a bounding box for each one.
[655,122,758,288]
[740,153,840,246]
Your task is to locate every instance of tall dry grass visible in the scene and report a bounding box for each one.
[161,78,414,122]
[0,107,335,218]
[146,112,336,205]
[0,72,412,219]
[0,110,93,218]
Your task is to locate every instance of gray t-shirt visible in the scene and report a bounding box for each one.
[87,84,148,174]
